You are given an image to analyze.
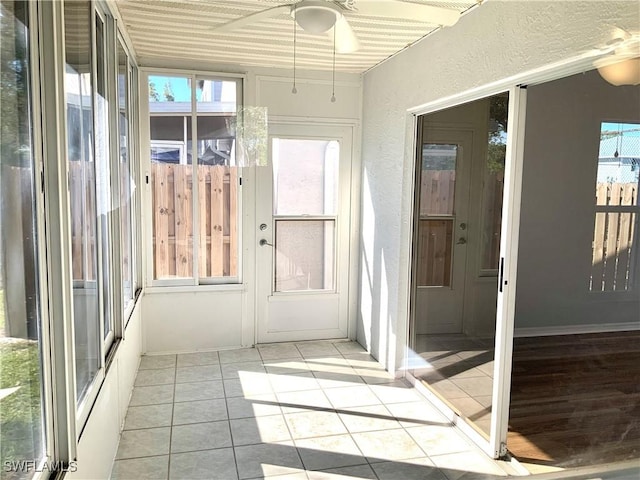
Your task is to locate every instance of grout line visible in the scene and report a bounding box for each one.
[166,355,177,480]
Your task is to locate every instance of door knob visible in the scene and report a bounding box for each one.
[259,239,273,247]
[456,237,467,245]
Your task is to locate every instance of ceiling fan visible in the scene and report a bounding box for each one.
[213,0,462,53]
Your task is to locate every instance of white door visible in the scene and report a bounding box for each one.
[415,129,473,334]
[256,124,353,343]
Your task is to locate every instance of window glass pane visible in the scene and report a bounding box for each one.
[95,13,112,344]
[149,75,193,279]
[64,0,100,402]
[420,144,456,216]
[273,139,339,216]
[591,122,639,292]
[480,93,509,271]
[196,79,239,279]
[1,0,46,474]
[117,40,133,304]
[416,219,453,287]
[596,122,639,205]
[275,220,335,292]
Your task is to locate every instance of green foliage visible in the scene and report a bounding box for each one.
[149,81,160,102]
[162,81,175,102]
[0,338,43,467]
[487,94,508,175]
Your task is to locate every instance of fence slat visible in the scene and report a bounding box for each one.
[603,184,622,290]
[229,167,238,277]
[174,165,192,277]
[210,166,224,276]
[153,163,169,278]
[614,185,635,290]
[198,169,208,278]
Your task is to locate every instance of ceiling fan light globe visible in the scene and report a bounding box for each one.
[293,2,341,34]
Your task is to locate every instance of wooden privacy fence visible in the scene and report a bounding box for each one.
[152,163,238,279]
[591,182,637,292]
[420,170,456,215]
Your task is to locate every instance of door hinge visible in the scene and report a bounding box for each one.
[499,442,508,458]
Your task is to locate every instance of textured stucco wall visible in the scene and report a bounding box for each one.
[359,1,640,371]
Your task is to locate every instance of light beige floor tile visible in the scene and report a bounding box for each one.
[177,351,220,367]
[323,385,380,409]
[134,368,175,386]
[451,377,493,397]
[115,427,171,459]
[169,448,238,480]
[219,348,262,364]
[224,374,273,398]
[295,342,341,359]
[110,455,169,480]
[234,442,304,480]
[431,451,507,477]
[337,405,400,433]
[124,404,173,430]
[284,410,348,439]
[332,342,366,355]
[351,428,425,462]
[312,371,364,389]
[221,361,267,379]
[371,458,446,480]
[230,414,292,445]
[307,464,376,479]
[341,354,385,370]
[276,389,333,414]
[226,393,282,419]
[175,364,222,383]
[170,421,232,453]
[385,401,450,428]
[474,395,493,408]
[270,372,321,393]
[406,425,473,456]
[174,380,225,402]
[139,355,176,370]
[258,344,304,360]
[449,367,490,381]
[295,434,365,471]
[429,379,468,400]
[369,381,424,404]
[173,399,228,425]
[265,359,311,375]
[129,384,174,406]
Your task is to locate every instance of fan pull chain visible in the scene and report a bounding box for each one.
[292,5,298,94]
[331,25,336,102]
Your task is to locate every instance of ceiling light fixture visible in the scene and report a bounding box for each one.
[594,39,640,86]
[291,0,341,34]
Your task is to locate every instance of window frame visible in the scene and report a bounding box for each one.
[142,69,244,288]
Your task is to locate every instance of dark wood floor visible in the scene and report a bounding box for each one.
[508,331,640,468]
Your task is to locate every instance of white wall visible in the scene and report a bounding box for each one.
[142,65,362,353]
[67,301,142,480]
[359,1,640,372]
[515,69,640,333]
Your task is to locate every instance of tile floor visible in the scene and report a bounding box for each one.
[413,335,495,436]
[111,340,515,480]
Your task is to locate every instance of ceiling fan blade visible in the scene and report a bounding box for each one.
[354,0,460,26]
[213,4,291,33]
[331,16,361,53]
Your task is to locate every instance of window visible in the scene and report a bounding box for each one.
[590,122,639,292]
[0,0,47,475]
[117,37,135,311]
[64,0,101,404]
[272,139,338,292]
[148,74,242,284]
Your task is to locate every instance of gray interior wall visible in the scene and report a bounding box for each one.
[515,70,640,332]
[359,1,640,371]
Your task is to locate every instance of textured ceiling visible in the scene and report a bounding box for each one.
[115,0,478,73]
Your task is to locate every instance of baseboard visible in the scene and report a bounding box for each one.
[514,322,640,338]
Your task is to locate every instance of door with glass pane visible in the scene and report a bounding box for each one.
[415,129,473,334]
[256,125,352,343]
